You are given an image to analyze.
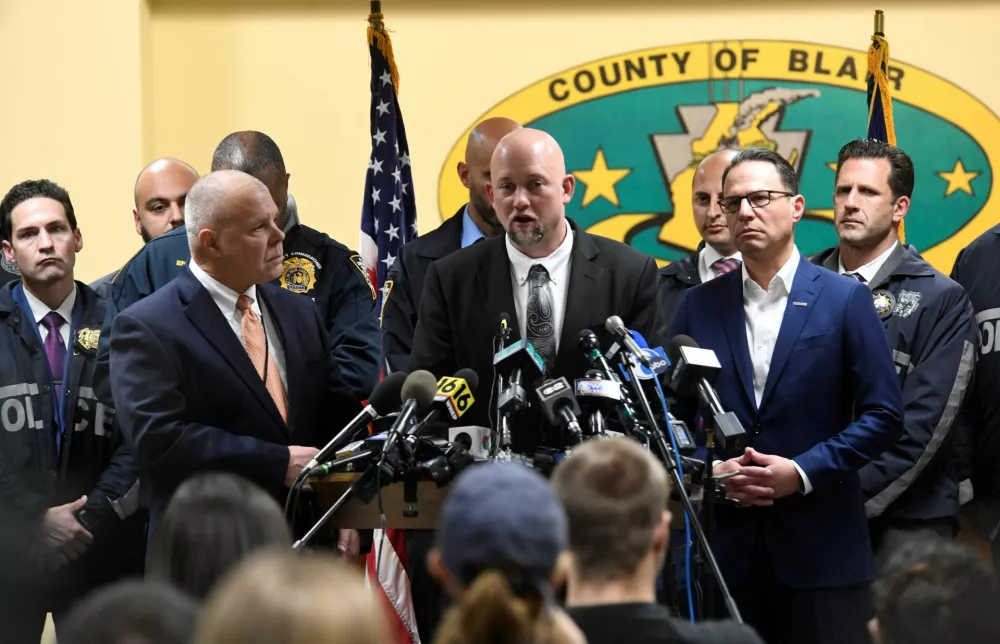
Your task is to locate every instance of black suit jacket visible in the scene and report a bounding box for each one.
[108,267,362,532]
[382,206,466,374]
[409,219,665,454]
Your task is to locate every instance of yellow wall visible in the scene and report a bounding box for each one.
[3,0,1000,281]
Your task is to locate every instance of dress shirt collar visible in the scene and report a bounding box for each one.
[741,246,800,296]
[837,240,898,283]
[23,283,77,327]
[460,205,488,248]
[189,261,259,319]
[505,222,575,286]
[700,243,742,277]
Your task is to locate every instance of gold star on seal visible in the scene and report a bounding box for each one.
[937,159,980,197]
[574,148,631,208]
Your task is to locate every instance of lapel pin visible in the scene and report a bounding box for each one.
[793,301,808,307]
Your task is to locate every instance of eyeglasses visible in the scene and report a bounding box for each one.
[719,190,794,214]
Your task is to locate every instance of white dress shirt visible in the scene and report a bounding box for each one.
[741,247,813,494]
[189,261,288,391]
[23,285,76,348]
[698,244,743,284]
[837,240,898,283]
[506,224,574,351]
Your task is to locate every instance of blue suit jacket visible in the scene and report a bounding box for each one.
[670,256,903,589]
[108,267,362,531]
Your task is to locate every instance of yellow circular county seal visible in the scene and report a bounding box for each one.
[280,257,317,294]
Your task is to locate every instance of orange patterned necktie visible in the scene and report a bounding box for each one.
[236,294,288,423]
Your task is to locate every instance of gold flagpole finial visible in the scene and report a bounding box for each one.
[874,9,885,35]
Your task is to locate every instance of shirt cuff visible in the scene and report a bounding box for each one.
[791,460,813,495]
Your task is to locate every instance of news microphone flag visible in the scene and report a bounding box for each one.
[361,8,420,644]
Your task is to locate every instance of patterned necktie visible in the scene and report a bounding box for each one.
[236,294,288,423]
[41,312,66,398]
[711,257,742,277]
[845,272,867,283]
[526,264,556,372]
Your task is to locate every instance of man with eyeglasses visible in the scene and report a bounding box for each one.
[668,147,903,644]
[813,139,976,560]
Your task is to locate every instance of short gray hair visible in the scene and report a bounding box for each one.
[184,173,228,252]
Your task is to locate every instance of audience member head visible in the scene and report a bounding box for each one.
[459,117,522,236]
[195,549,387,644]
[133,158,200,242]
[184,169,285,293]
[871,539,1000,644]
[551,438,670,603]
[720,147,803,263]
[58,580,198,644]
[211,131,290,228]
[487,128,574,259]
[147,472,292,600]
[428,462,584,644]
[692,148,740,255]
[0,179,81,304]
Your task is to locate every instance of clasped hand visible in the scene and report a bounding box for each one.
[713,447,802,506]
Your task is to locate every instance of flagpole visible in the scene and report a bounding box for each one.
[369,1,383,32]
[874,8,884,36]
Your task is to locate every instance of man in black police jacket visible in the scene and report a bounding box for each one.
[410,128,664,455]
[381,117,521,373]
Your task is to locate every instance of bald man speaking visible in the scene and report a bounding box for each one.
[410,128,664,455]
[381,117,521,373]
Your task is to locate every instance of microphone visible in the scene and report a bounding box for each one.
[499,311,512,344]
[405,369,480,441]
[577,329,623,384]
[605,316,653,368]
[667,335,747,451]
[302,371,407,474]
[495,339,546,415]
[536,377,583,442]
[574,369,623,437]
[379,370,439,464]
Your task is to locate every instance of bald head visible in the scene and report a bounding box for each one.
[133,158,200,242]
[692,148,739,254]
[459,117,521,233]
[211,131,290,227]
[486,128,574,258]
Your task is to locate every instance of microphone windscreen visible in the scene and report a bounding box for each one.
[604,315,625,335]
[668,334,698,362]
[401,370,439,410]
[453,368,480,394]
[369,371,408,415]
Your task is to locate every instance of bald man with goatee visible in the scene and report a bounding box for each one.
[657,148,741,329]
[381,116,521,373]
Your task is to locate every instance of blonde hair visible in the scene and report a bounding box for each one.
[433,569,578,644]
[194,548,387,644]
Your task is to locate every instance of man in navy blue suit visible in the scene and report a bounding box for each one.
[669,148,903,644]
[108,170,363,558]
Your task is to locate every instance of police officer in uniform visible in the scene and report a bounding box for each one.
[656,148,742,329]
[813,140,976,557]
[0,179,144,644]
[93,131,381,403]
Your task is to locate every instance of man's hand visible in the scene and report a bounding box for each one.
[714,448,775,506]
[286,446,320,487]
[41,496,93,568]
[744,448,803,499]
[338,529,360,562]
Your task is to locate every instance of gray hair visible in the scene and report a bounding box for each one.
[184,170,267,253]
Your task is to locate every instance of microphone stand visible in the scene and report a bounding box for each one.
[616,349,743,624]
[293,451,380,550]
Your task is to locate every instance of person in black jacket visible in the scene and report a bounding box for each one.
[812,140,976,558]
[0,179,144,644]
[657,148,741,329]
[381,116,520,373]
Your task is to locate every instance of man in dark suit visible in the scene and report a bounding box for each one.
[657,148,741,329]
[108,170,363,557]
[669,148,903,643]
[410,127,664,455]
[382,117,521,373]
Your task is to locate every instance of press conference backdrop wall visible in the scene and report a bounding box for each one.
[0,0,997,283]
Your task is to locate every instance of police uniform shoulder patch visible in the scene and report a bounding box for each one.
[872,289,896,320]
[350,254,377,301]
[380,279,394,326]
[74,328,100,354]
[896,290,922,318]
[280,255,318,294]
[0,253,20,277]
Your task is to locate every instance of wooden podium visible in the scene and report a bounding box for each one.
[310,472,451,530]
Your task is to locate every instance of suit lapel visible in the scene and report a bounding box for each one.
[556,228,602,368]
[179,271,285,431]
[758,259,823,411]
[479,238,520,343]
[720,271,756,410]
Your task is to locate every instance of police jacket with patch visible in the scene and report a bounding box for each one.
[656,245,701,332]
[951,225,1000,500]
[381,206,465,374]
[0,281,144,602]
[814,244,977,521]
[93,222,381,404]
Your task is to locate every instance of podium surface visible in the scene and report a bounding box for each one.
[312,473,450,530]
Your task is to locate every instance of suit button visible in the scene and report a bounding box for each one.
[753,423,762,434]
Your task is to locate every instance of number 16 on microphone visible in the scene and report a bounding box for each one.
[435,377,476,420]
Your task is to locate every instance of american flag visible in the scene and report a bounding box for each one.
[360,11,421,644]
[359,13,417,315]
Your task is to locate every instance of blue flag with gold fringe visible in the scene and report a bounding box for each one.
[866,13,902,240]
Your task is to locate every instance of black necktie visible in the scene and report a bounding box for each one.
[846,272,867,283]
[526,264,556,372]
